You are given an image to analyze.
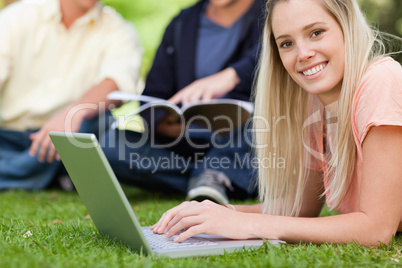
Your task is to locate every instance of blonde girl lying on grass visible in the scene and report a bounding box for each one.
[151,0,402,247]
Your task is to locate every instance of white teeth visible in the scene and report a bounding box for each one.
[303,63,326,76]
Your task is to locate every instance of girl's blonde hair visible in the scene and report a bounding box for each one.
[254,0,386,216]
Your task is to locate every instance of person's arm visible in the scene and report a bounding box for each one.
[93,13,143,95]
[226,170,324,216]
[0,30,11,92]
[226,203,263,213]
[168,67,240,105]
[0,3,18,92]
[155,115,184,139]
[250,126,402,246]
[228,43,260,97]
[168,5,263,105]
[29,15,142,163]
[167,43,260,105]
[140,16,180,136]
[152,126,402,246]
[170,42,260,105]
[29,79,120,163]
[152,169,325,235]
[142,17,178,100]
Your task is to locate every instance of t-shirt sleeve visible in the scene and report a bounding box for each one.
[0,2,23,92]
[94,8,143,94]
[353,59,402,144]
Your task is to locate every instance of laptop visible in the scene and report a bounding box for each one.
[49,132,282,258]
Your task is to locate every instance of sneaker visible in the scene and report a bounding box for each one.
[186,170,233,204]
[58,174,75,191]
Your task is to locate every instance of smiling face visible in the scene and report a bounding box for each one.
[271,0,345,105]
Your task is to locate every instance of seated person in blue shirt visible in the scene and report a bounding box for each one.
[102,0,265,204]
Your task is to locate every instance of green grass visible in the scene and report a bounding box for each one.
[0,188,401,267]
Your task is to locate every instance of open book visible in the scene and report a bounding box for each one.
[108,91,254,132]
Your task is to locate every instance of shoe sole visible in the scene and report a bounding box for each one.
[186,186,228,205]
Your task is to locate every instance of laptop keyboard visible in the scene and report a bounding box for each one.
[142,228,218,249]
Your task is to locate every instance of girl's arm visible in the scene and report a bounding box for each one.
[153,126,402,246]
[226,203,263,213]
[231,169,325,216]
[265,125,401,246]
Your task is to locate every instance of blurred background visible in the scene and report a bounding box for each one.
[103,0,402,68]
[1,0,400,77]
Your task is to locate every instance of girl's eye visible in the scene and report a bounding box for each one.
[311,30,324,37]
[280,41,293,48]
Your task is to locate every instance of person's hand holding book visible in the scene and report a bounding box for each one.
[156,115,184,139]
[168,67,240,105]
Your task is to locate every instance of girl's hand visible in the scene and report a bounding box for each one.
[150,201,193,235]
[150,200,252,242]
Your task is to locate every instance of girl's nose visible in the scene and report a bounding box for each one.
[297,42,316,62]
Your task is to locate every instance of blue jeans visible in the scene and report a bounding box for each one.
[0,113,113,190]
[100,125,257,198]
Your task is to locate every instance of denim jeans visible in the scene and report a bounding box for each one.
[0,112,113,190]
[100,124,257,198]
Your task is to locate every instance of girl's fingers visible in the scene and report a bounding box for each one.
[164,215,204,239]
[152,201,230,242]
[173,224,204,242]
[164,202,204,235]
[151,201,194,234]
[151,212,169,234]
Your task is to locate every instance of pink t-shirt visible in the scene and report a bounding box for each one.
[306,57,402,228]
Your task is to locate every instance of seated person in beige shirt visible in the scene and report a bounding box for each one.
[0,0,142,190]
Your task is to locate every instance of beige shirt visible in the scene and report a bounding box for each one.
[0,0,142,131]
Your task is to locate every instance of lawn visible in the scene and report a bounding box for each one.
[0,188,401,267]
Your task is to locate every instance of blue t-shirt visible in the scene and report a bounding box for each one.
[195,4,244,79]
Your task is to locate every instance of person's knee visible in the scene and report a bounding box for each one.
[100,129,149,169]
